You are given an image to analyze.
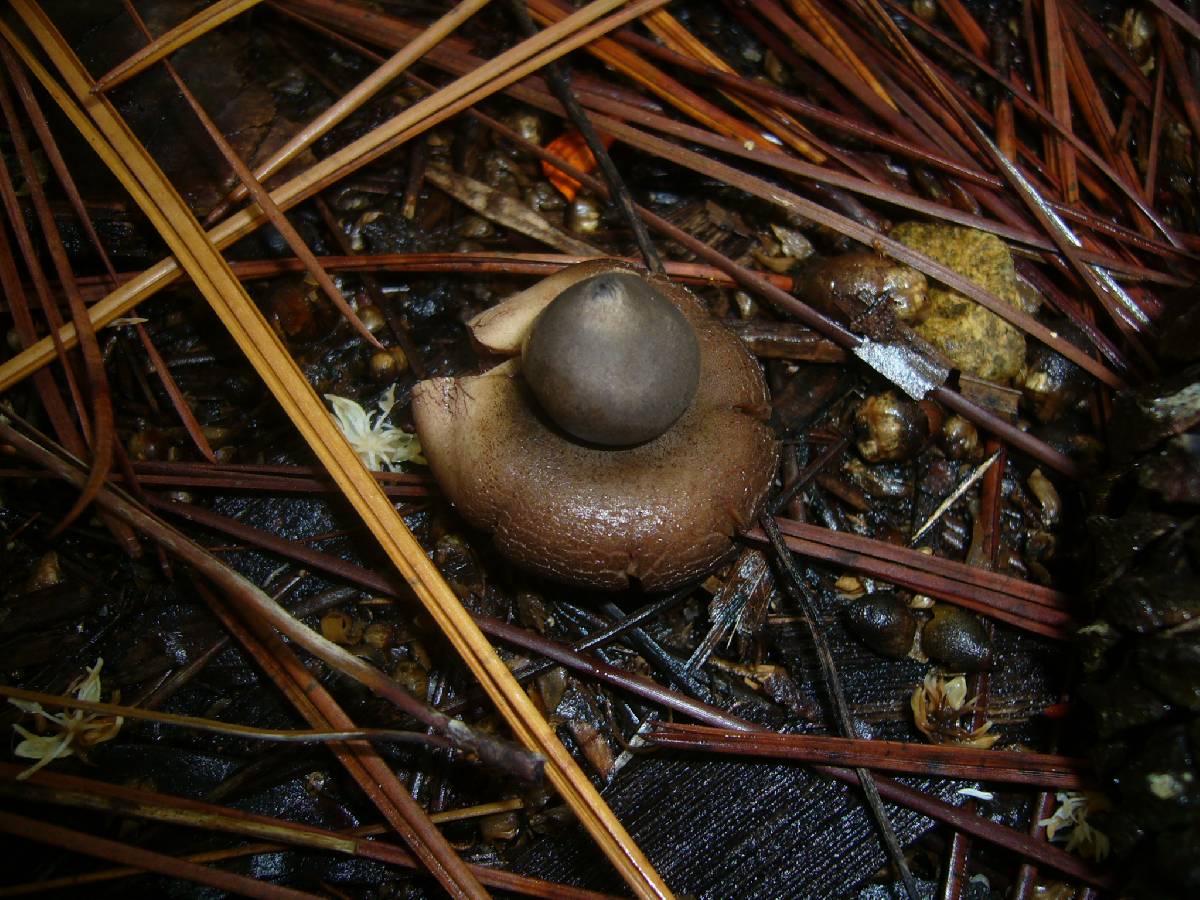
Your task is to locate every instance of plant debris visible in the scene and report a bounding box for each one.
[910,671,999,750]
[1038,791,1112,862]
[8,659,123,780]
[325,385,426,471]
[0,0,1196,895]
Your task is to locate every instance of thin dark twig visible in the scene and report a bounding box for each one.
[0,810,318,900]
[0,685,459,751]
[440,588,692,717]
[770,434,849,516]
[505,0,662,273]
[758,513,920,900]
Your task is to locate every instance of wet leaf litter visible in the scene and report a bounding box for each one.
[0,0,1197,897]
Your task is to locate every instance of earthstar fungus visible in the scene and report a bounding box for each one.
[413,260,779,590]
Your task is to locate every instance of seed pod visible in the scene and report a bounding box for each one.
[844,591,919,658]
[567,193,601,234]
[369,347,408,381]
[912,0,937,22]
[940,414,982,460]
[922,606,993,672]
[356,304,386,334]
[854,390,930,462]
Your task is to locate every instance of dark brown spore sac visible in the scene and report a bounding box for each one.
[522,273,701,447]
[922,606,993,672]
[844,591,918,658]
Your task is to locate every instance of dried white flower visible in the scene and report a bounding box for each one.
[911,671,999,749]
[1038,791,1111,861]
[325,385,426,471]
[9,658,123,780]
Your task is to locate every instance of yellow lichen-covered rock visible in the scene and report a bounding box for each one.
[890,222,1027,383]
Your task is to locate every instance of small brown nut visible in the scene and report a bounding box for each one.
[844,591,919,658]
[357,305,386,334]
[567,194,601,233]
[922,606,993,672]
[912,0,938,22]
[1020,338,1088,424]
[369,350,398,380]
[940,414,982,460]
[854,390,930,462]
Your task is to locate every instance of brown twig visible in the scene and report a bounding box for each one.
[1145,56,1167,201]
[1043,0,1079,203]
[1159,9,1200,156]
[0,809,318,900]
[0,766,615,900]
[938,0,990,58]
[1146,0,1200,41]
[644,723,1090,789]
